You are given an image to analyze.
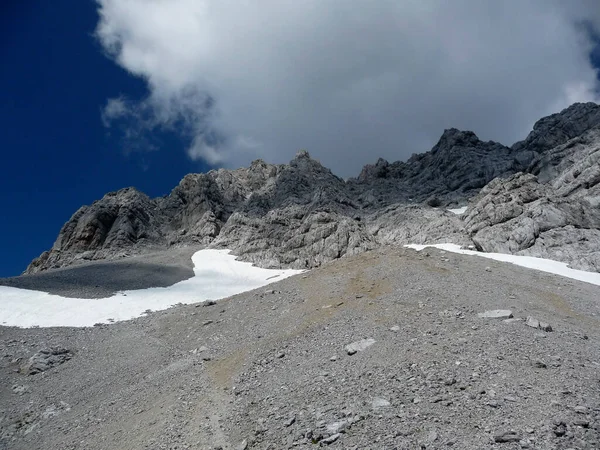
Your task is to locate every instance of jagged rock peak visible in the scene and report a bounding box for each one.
[512,102,600,155]
[430,128,482,154]
[295,149,310,159]
[356,127,512,203]
[356,158,391,182]
[531,102,600,134]
[102,186,148,200]
[289,149,335,177]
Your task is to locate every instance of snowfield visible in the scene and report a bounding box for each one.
[0,249,303,328]
[447,206,468,215]
[405,243,600,286]
[3,245,599,329]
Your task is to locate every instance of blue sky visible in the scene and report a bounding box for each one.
[1,1,599,277]
[0,1,208,276]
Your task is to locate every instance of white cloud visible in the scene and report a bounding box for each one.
[101,97,128,127]
[95,0,600,176]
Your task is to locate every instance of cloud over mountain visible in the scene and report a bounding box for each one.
[95,0,600,175]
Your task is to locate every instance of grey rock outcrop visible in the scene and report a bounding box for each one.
[27,188,164,273]
[25,102,600,274]
[20,348,73,375]
[464,125,600,272]
[355,128,515,204]
[511,102,600,167]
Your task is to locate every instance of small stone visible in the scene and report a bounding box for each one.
[477,310,513,319]
[427,430,439,442]
[326,420,349,434]
[330,355,338,361]
[345,338,375,355]
[525,316,552,332]
[573,419,589,428]
[236,440,248,450]
[533,360,547,369]
[284,416,296,427]
[574,406,587,414]
[553,421,567,437]
[526,316,539,327]
[203,300,217,306]
[494,431,521,443]
[372,398,391,410]
[12,385,27,395]
[390,325,400,332]
[485,267,492,272]
[320,433,340,445]
[519,439,531,448]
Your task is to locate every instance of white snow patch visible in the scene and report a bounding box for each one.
[0,249,303,328]
[447,206,468,215]
[406,243,600,286]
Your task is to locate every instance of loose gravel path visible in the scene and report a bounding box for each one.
[1,246,599,449]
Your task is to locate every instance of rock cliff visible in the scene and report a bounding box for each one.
[26,102,600,274]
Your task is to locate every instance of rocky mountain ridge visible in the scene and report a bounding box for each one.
[26,102,600,274]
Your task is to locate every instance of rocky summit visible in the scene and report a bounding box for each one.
[23,102,600,274]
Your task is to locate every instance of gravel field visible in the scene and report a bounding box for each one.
[0,246,599,449]
[0,247,200,298]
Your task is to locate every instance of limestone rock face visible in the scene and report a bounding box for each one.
[511,102,600,165]
[356,128,515,204]
[25,102,600,274]
[465,126,600,271]
[27,188,164,273]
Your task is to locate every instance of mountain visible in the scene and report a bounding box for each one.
[3,103,600,450]
[25,102,600,274]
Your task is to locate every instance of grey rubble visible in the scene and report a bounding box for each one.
[20,102,600,275]
[1,247,599,449]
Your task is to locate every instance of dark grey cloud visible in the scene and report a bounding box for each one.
[96,0,600,176]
